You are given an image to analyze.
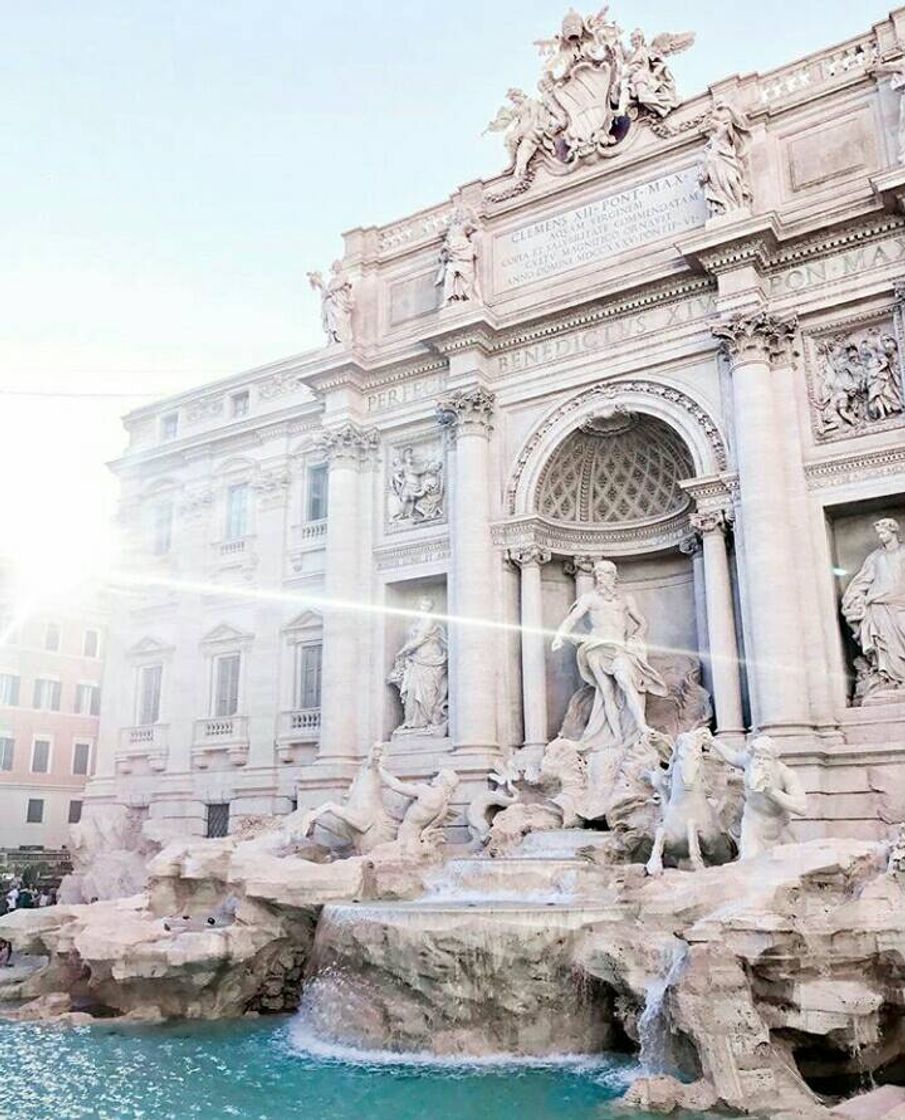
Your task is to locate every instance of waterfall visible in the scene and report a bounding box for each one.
[638,937,689,1074]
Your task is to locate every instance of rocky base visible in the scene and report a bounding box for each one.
[0,835,903,1118]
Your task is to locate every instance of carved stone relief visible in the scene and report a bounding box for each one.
[386,436,446,531]
[806,316,905,441]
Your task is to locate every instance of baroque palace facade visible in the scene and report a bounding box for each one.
[95,7,905,842]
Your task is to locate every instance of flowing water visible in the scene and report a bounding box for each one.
[638,937,690,1074]
[0,1016,719,1120]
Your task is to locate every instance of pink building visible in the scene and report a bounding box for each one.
[0,586,106,851]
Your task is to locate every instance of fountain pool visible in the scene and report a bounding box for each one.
[0,1017,716,1120]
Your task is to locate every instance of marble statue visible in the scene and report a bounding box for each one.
[307,261,354,346]
[296,743,398,854]
[888,823,905,876]
[486,10,694,193]
[875,60,905,165]
[645,728,733,876]
[552,560,668,750]
[625,29,694,118]
[842,518,905,696]
[817,329,903,432]
[436,207,481,303]
[699,100,752,217]
[484,87,557,186]
[376,765,459,857]
[390,447,444,524]
[711,735,807,860]
[387,598,449,737]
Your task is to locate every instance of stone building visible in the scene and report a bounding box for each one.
[96,7,905,841]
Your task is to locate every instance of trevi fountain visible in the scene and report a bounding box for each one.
[6,7,905,1120]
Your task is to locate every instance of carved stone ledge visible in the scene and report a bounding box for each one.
[712,309,799,364]
[563,555,599,578]
[436,387,495,438]
[314,422,380,465]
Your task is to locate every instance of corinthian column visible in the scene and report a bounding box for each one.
[314,422,379,762]
[689,509,744,740]
[436,387,498,753]
[711,311,811,736]
[509,546,552,751]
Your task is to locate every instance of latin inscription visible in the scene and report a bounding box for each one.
[495,168,707,291]
[497,295,716,375]
[367,376,443,414]
[770,236,905,296]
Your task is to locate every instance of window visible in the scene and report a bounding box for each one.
[137,664,162,725]
[206,802,230,839]
[33,678,61,711]
[75,683,101,716]
[68,800,83,825]
[0,738,13,771]
[83,629,100,658]
[306,464,329,522]
[72,741,91,776]
[31,739,50,774]
[26,799,44,824]
[296,643,323,710]
[231,391,249,418]
[45,623,61,652]
[0,673,20,706]
[212,653,241,717]
[151,500,173,556]
[225,484,249,541]
[161,413,178,441]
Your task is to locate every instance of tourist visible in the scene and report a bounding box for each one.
[0,939,12,967]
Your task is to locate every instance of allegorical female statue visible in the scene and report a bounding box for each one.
[307,261,354,346]
[842,518,905,698]
[388,598,449,736]
[699,100,752,218]
[435,207,481,304]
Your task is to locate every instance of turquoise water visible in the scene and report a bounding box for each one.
[0,1017,708,1120]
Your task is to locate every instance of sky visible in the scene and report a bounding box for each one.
[0,0,885,596]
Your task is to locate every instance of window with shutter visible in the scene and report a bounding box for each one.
[297,643,323,709]
[0,738,14,771]
[0,674,20,706]
[137,665,162,724]
[306,465,328,521]
[26,799,44,824]
[213,654,241,717]
[225,484,248,541]
[72,742,91,776]
[31,739,50,773]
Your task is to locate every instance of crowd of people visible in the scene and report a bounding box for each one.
[0,877,56,917]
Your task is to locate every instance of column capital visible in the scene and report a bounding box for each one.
[508,545,552,569]
[563,554,599,577]
[711,309,799,364]
[678,532,703,557]
[436,386,495,438]
[313,421,380,465]
[689,507,734,537]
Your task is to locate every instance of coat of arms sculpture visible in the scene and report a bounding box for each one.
[485,7,694,198]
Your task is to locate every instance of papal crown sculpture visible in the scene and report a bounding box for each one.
[485,6,694,198]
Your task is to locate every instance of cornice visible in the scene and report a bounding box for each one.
[804,444,905,490]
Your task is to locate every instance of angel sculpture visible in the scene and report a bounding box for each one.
[625,29,695,117]
[700,100,752,217]
[307,261,353,347]
[484,87,557,184]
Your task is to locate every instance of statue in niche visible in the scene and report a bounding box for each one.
[875,59,905,166]
[841,518,905,699]
[699,100,752,218]
[552,559,668,750]
[307,261,354,346]
[624,29,693,118]
[710,735,807,860]
[390,446,444,525]
[435,207,481,304]
[645,728,736,876]
[387,598,449,737]
[817,329,904,433]
[373,764,459,858]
